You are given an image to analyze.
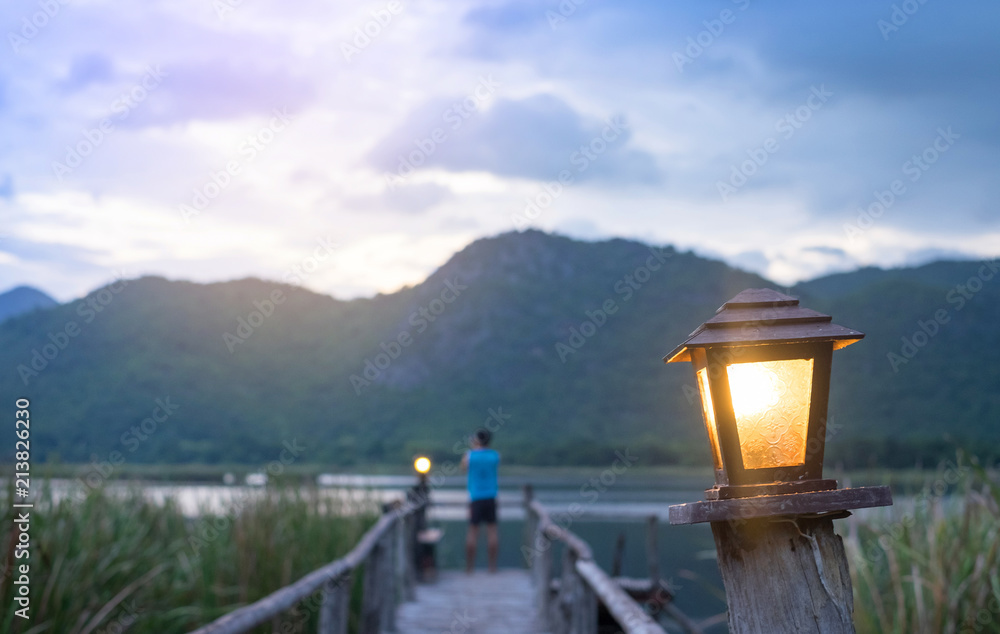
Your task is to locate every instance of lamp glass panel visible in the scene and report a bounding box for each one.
[726,358,813,469]
[696,367,723,469]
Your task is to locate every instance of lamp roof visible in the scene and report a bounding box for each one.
[664,288,864,363]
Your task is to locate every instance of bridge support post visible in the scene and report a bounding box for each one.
[317,573,351,634]
[360,536,385,634]
[533,526,553,617]
[645,515,660,585]
[559,548,597,634]
[381,529,397,632]
[395,515,412,602]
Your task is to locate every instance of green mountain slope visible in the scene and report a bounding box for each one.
[2,231,997,469]
[0,285,58,323]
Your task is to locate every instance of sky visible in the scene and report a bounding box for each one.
[1,0,998,301]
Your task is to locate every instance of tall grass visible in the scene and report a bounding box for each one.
[0,482,377,633]
[846,461,1000,634]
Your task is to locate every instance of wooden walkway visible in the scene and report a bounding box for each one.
[189,491,688,634]
[395,569,550,634]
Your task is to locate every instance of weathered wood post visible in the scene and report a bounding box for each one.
[645,515,660,585]
[714,514,854,631]
[522,484,536,558]
[663,289,894,633]
[394,513,409,603]
[611,531,626,577]
[381,529,397,632]
[359,536,384,634]
[560,548,597,634]
[317,573,351,634]
[534,525,553,616]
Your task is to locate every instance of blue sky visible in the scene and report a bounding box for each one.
[1,0,997,301]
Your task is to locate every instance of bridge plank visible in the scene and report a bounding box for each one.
[395,569,550,634]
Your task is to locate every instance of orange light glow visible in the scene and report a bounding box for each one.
[726,358,813,469]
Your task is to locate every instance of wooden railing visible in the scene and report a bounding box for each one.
[522,486,703,634]
[189,496,427,634]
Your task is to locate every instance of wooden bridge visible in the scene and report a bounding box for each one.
[189,487,705,634]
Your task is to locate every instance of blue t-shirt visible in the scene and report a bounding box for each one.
[467,448,499,501]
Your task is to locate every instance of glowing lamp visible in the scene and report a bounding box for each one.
[414,456,432,474]
[665,289,864,500]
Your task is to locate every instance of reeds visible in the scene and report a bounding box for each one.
[846,461,1000,633]
[0,482,377,633]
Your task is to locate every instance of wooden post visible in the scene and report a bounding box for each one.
[711,516,855,633]
[413,501,426,582]
[561,548,597,634]
[534,525,553,617]
[408,507,421,585]
[645,515,660,584]
[394,516,408,604]
[402,513,416,600]
[381,531,397,632]
[359,540,384,634]
[611,531,626,578]
[523,485,535,559]
[317,573,351,634]
[670,486,891,633]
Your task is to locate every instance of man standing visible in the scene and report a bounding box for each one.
[461,428,499,573]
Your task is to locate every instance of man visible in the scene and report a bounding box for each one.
[461,428,499,573]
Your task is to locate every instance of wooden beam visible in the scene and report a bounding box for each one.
[575,560,666,634]
[669,486,892,525]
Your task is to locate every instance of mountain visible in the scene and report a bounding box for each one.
[0,285,58,323]
[1,231,997,469]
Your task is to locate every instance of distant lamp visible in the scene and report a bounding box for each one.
[664,289,864,500]
[414,456,432,475]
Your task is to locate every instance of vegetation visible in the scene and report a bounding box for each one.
[847,460,1000,633]
[1,230,997,469]
[0,483,377,633]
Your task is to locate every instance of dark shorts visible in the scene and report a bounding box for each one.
[469,497,497,525]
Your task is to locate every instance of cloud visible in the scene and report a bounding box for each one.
[124,61,315,127]
[368,93,662,185]
[803,245,848,258]
[58,54,116,93]
[554,217,604,241]
[751,3,1000,102]
[902,247,980,267]
[347,183,453,214]
[462,2,541,31]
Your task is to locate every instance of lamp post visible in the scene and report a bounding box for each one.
[411,455,431,504]
[665,289,892,633]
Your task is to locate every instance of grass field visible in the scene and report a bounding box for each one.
[847,460,1000,633]
[0,483,377,633]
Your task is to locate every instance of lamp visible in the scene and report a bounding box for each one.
[664,289,893,631]
[414,456,431,474]
[664,288,863,500]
